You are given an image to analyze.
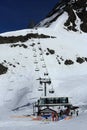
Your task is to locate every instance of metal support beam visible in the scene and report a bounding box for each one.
[38,78,51,97]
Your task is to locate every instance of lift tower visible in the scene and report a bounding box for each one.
[37,77,51,96]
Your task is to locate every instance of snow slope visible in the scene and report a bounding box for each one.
[0,4,87,129]
[0,110,87,130]
[0,12,87,108]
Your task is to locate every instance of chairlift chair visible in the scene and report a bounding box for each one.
[32,48,36,51]
[44,72,49,76]
[40,57,44,61]
[34,60,38,64]
[35,67,39,71]
[38,86,43,91]
[42,63,46,68]
[39,52,42,55]
[44,69,49,76]
[49,88,55,94]
[33,53,37,57]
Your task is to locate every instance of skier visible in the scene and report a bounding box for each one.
[52,112,55,121]
[76,110,79,116]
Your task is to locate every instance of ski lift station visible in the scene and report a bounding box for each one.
[33,96,72,116]
[33,78,72,116]
[33,78,72,115]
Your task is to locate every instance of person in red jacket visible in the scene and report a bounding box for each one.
[52,112,55,121]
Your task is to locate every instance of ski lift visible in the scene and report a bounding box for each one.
[38,86,43,91]
[44,72,49,76]
[49,88,55,94]
[32,48,36,51]
[44,68,49,76]
[34,59,38,64]
[39,52,42,55]
[33,53,37,57]
[42,63,46,68]
[35,67,39,71]
[40,57,44,61]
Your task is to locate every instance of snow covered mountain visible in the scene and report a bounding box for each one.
[0,0,87,117]
[38,0,87,33]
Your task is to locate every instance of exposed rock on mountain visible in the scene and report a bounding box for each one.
[0,64,8,75]
[38,0,87,32]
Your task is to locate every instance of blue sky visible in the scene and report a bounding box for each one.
[0,0,59,33]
